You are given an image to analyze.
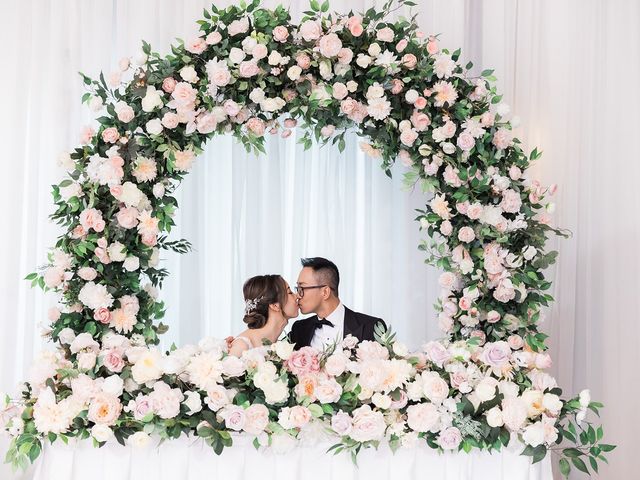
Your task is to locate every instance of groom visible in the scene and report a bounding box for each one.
[288,257,386,350]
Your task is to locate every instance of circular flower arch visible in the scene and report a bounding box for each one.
[2,1,612,477]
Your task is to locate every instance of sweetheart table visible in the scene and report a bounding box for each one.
[30,435,553,480]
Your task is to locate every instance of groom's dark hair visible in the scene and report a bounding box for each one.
[301,257,340,297]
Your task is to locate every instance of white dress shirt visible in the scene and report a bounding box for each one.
[309,303,345,351]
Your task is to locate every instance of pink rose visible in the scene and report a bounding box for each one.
[171,82,197,108]
[346,16,363,37]
[426,39,439,55]
[80,208,104,232]
[396,39,408,52]
[423,341,451,367]
[296,53,311,69]
[457,132,475,152]
[471,330,486,345]
[228,18,249,36]
[273,26,289,42]
[321,125,335,137]
[101,127,120,144]
[196,113,218,134]
[88,393,122,426]
[48,307,61,322]
[244,404,269,434]
[332,83,349,100]
[80,126,96,144]
[400,128,419,147]
[127,394,152,421]
[285,347,320,376]
[331,410,353,436]
[340,98,358,115]
[77,267,97,281]
[410,111,431,131]
[239,60,260,78]
[500,189,522,213]
[508,335,524,350]
[535,353,553,370]
[391,79,404,94]
[402,54,417,69]
[319,33,342,58]
[376,27,394,42]
[162,77,177,93]
[222,406,246,431]
[115,103,135,123]
[337,48,353,65]
[206,31,222,45]
[116,207,139,229]
[161,112,179,129]
[288,405,312,429]
[350,405,386,442]
[299,20,322,41]
[223,100,241,117]
[103,349,125,373]
[458,296,472,311]
[185,37,207,54]
[480,341,511,368]
[492,127,513,150]
[457,226,475,243]
[414,96,427,109]
[407,403,440,432]
[438,427,462,450]
[467,203,483,219]
[246,117,266,136]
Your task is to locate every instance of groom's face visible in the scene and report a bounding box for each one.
[296,267,323,315]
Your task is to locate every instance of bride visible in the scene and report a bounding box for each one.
[228,274,299,357]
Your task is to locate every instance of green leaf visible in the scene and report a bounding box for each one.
[559,458,571,477]
[571,457,589,474]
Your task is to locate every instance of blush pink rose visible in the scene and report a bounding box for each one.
[319,33,342,58]
[426,39,439,55]
[77,267,98,281]
[376,27,394,42]
[481,341,511,368]
[101,127,120,144]
[185,37,207,54]
[414,96,428,109]
[400,128,419,147]
[296,53,311,69]
[391,79,404,94]
[438,427,462,450]
[273,26,289,42]
[402,54,418,69]
[162,77,177,93]
[285,347,320,376]
[239,60,260,78]
[396,39,408,52]
[94,308,111,324]
[116,207,139,229]
[103,349,126,373]
[410,111,431,131]
[246,117,266,136]
[346,16,363,37]
[161,112,179,129]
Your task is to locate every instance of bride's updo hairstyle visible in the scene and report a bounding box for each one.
[242,275,288,329]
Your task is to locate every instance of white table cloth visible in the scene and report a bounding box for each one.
[31,435,552,480]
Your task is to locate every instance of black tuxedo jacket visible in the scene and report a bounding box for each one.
[287,307,386,350]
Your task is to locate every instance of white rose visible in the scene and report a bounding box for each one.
[405,89,419,104]
[474,377,498,402]
[346,80,358,92]
[485,406,504,427]
[107,242,127,262]
[542,393,563,414]
[102,375,124,397]
[522,421,545,447]
[179,65,198,83]
[123,256,139,272]
[91,424,113,442]
[522,246,537,260]
[146,119,163,136]
[287,65,302,81]
[371,392,392,410]
[129,431,150,447]
[392,342,408,357]
[356,54,372,68]
[58,328,76,345]
[368,43,382,57]
[249,88,265,103]
[273,341,294,360]
[141,86,163,112]
[579,389,590,408]
[222,355,246,377]
[263,380,289,405]
[183,391,203,415]
[229,47,246,64]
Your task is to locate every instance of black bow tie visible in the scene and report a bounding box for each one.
[311,317,334,330]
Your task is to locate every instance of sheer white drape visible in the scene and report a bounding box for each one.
[1,1,638,478]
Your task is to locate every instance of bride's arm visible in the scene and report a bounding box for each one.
[228,338,250,358]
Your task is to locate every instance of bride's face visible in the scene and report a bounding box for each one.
[282,282,300,319]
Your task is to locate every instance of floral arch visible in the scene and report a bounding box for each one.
[2,1,612,477]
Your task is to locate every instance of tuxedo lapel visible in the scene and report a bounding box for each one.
[300,315,318,348]
[343,307,364,340]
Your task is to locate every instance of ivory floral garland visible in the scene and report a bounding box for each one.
[1,1,613,477]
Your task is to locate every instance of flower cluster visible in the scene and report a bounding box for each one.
[4,0,611,477]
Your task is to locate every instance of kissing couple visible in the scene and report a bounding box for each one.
[227,257,387,357]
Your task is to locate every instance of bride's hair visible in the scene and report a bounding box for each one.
[242,275,288,329]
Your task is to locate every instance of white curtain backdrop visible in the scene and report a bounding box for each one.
[1,1,638,478]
